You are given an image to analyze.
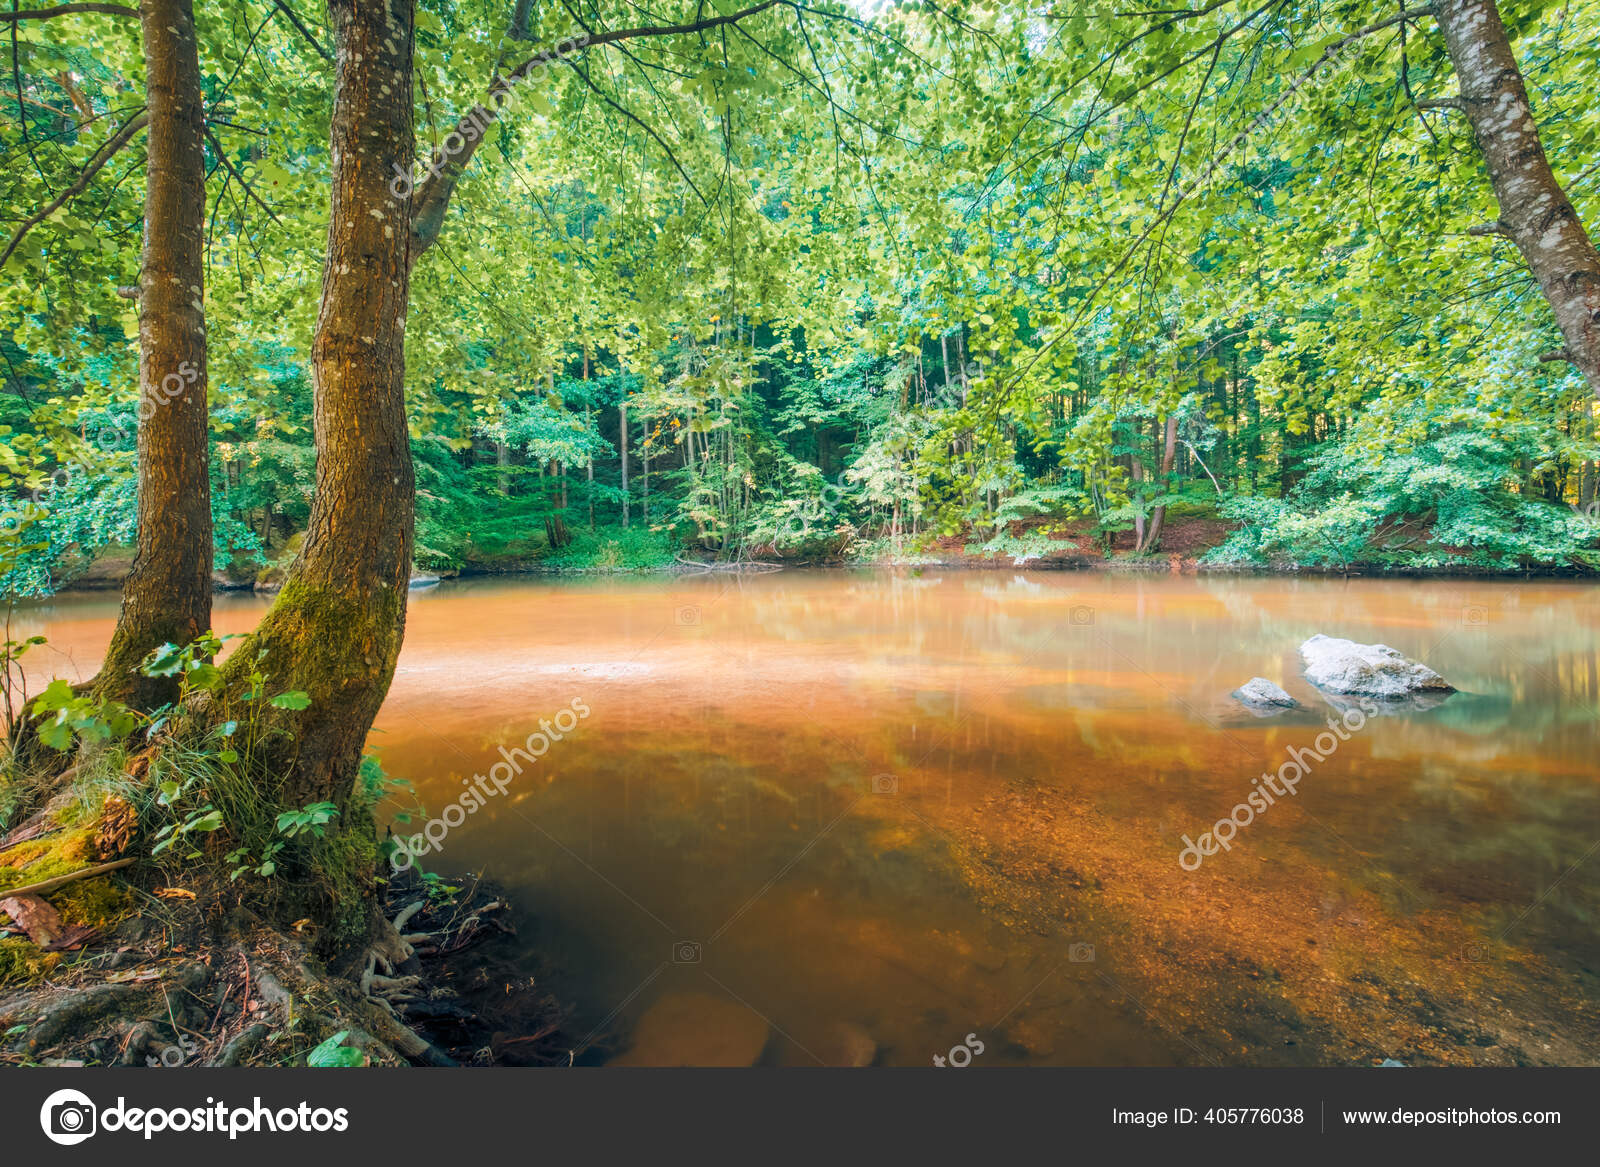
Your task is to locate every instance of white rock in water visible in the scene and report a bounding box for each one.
[1299,634,1454,698]
[607,992,770,1067]
[1233,677,1298,708]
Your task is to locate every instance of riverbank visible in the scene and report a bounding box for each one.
[0,796,565,1068]
[51,514,1600,597]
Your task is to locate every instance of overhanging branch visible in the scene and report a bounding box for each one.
[0,3,135,19]
[0,107,148,268]
[407,0,787,263]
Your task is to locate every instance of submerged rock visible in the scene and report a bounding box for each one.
[607,992,770,1067]
[778,1020,877,1066]
[817,1021,877,1067]
[1232,677,1298,712]
[1299,634,1454,698]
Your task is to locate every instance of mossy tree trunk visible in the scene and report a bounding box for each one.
[216,0,416,812]
[94,0,211,711]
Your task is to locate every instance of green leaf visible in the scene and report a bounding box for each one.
[307,1031,368,1068]
[270,691,311,710]
[141,643,184,677]
[37,719,73,751]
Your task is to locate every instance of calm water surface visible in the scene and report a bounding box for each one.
[17,571,1600,1065]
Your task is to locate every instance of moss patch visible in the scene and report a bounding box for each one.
[0,825,98,895]
[0,938,62,987]
[49,876,134,929]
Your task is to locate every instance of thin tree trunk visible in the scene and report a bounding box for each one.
[216,0,416,810]
[583,342,593,527]
[585,403,594,528]
[1143,413,1178,552]
[95,0,211,711]
[1435,0,1600,394]
[619,400,629,529]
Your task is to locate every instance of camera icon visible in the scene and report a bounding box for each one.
[672,940,702,964]
[1068,605,1095,627]
[870,773,898,795]
[1068,942,1095,963]
[675,605,701,626]
[1458,943,1490,963]
[89,417,132,452]
[1461,605,1488,627]
[40,1089,97,1146]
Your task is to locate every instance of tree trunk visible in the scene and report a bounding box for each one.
[95,0,212,711]
[215,0,416,810]
[1435,0,1600,395]
[1143,414,1178,552]
[619,400,629,529]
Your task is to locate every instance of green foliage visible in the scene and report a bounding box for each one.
[538,524,675,571]
[1211,401,1600,570]
[4,0,1599,583]
[30,679,137,751]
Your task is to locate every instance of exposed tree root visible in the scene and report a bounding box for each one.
[1,748,569,1068]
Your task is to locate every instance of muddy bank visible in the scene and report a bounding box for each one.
[53,515,1600,596]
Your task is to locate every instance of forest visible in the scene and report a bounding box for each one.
[0,0,1598,1091]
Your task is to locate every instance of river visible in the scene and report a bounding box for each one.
[13,571,1600,1065]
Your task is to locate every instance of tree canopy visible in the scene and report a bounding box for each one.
[3,0,1597,590]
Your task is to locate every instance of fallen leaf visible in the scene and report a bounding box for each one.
[43,924,99,952]
[0,894,63,946]
[154,887,196,900]
[108,968,161,983]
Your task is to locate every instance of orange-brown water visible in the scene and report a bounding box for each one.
[14,571,1600,1065]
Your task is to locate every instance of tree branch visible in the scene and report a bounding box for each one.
[271,0,331,63]
[0,3,135,19]
[407,0,787,263]
[202,124,282,225]
[0,107,147,268]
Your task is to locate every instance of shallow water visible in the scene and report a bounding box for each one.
[16,571,1600,1065]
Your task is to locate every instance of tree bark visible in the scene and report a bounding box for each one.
[94,0,210,710]
[1434,0,1600,395]
[215,0,415,810]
